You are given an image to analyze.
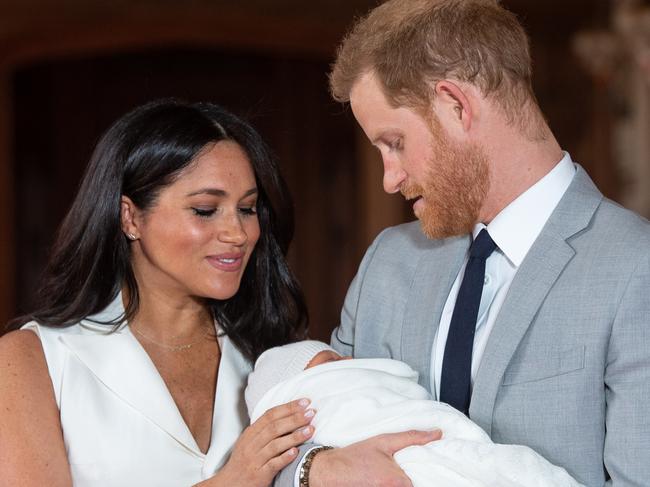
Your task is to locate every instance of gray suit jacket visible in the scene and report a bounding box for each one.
[277,167,650,486]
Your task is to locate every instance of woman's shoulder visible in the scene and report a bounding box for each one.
[0,326,65,391]
[0,328,44,361]
[3,322,88,406]
[0,329,52,400]
[21,319,85,336]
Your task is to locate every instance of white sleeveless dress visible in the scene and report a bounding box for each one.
[22,297,252,487]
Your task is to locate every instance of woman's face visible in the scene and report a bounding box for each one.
[124,140,261,301]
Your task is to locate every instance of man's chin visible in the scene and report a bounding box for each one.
[419,221,456,240]
[418,213,475,240]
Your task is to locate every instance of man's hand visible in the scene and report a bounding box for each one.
[309,429,442,487]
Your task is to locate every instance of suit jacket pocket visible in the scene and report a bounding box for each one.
[502,345,585,386]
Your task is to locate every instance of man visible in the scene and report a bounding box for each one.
[277,0,650,485]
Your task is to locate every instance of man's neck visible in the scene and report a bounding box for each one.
[478,125,563,224]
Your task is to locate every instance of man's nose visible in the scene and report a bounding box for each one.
[382,158,407,194]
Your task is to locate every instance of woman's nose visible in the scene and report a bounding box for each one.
[218,215,247,245]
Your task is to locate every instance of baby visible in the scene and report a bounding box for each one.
[245,341,583,487]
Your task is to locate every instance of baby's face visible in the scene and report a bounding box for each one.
[305,350,351,369]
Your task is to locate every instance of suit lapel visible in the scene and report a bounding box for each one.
[401,235,470,390]
[469,228,575,433]
[469,166,603,434]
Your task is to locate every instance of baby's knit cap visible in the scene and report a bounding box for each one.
[245,340,337,418]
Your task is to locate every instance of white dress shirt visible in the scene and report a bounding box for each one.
[431,152,577,399]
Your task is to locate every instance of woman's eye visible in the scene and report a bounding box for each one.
[389,138,403,151]
[238,206,257,216]
[191,208,216,218]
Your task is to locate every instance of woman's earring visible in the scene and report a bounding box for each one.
[126,232,138,241]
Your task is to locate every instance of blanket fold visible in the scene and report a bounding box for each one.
[250,358,583,487]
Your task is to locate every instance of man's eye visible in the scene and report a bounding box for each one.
[389,138,402,150]
[191,208,216,218]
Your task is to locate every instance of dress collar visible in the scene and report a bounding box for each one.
[66,294,249,468]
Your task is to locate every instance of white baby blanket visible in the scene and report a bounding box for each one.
[250,358,583,487]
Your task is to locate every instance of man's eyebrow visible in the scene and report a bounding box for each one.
[371,131,400,145]
[186,187,258,197]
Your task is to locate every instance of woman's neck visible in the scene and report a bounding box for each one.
[122,284,214,341]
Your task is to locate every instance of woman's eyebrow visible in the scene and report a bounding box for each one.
[186,187,257,197]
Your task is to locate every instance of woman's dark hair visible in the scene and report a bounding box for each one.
[10,99,308,362]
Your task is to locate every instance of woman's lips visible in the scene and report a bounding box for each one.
[206,253,244,272]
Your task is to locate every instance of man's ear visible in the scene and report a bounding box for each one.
[120,196,141,240]
[431,80,474,133]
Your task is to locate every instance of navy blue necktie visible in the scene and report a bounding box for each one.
[440,229,497,415]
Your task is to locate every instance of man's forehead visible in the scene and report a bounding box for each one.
[352,85,437,137]
[351,72,438,121]
[350,71,385,105]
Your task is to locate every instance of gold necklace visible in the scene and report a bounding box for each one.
[131,326,206,352]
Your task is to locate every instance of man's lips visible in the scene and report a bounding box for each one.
[403,194,424,212]
[206,253,245,272]
[412,196,425,213]
[401,185,425,214]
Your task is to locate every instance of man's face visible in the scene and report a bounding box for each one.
[349,72,489,238]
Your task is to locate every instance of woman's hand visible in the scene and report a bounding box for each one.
[197,398,315,487]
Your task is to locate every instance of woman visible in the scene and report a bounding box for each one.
[0,100,314,486]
